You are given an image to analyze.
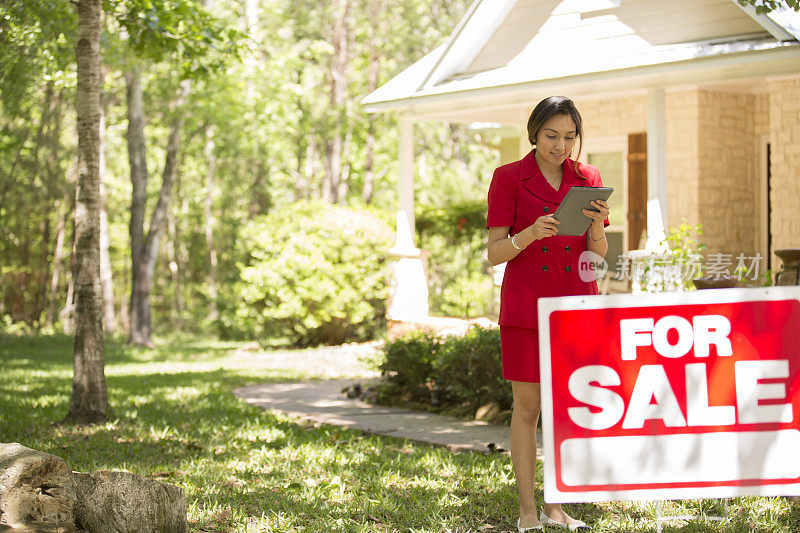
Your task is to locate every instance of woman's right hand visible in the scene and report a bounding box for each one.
[529,215,560,240]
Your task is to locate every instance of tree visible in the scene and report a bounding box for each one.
[323,0,352,204]
[65,0,107,424]
[114,0,240,346]
[737,0,800,13]
[125,67,190,347]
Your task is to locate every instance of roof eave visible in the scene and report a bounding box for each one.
[363,43,800,115]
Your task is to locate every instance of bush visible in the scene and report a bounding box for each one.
[416,201,492,318]
[378,330,441,403]
[433,326,510,409]
[375,325,511,411]
[237,200,392,346]
[637,222,705,292]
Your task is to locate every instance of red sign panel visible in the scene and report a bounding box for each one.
[538,287,800,502]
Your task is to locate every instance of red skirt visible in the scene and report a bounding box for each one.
[500,325,540,383]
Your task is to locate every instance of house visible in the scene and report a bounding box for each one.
[363,0,800,323]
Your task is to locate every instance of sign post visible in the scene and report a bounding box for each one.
[538,287,800,504]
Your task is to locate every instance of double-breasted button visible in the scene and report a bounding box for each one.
[564,266,571,272]
[542,265,549,272]
[542,246,548,253]
[543,206,549,213]
[565,246,571,252]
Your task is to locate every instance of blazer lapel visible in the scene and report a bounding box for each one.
[560,157,592,191]
[520,150,562,204]
[521,150,594,204]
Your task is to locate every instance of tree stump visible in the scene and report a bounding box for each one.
[0,443,77,531]
[73,471,186,533]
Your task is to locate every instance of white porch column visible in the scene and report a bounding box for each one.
[387,114,429,322]
[646,88,669,249]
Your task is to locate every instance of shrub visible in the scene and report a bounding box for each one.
[433,326,510,409]
[375,325,510,410]
[377,330,441,403]
[416,201,492,318]
[237,200,392,346]
[637,222,705,292]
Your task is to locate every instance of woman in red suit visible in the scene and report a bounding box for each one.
[487,96,610,532]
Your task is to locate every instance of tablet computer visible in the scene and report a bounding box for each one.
[552,186,613,236]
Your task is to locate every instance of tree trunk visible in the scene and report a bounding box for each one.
[48,197,68,326]
[174,171,188,318]
[126,67,149,345]
[203,125,219,323]
[293,77,307,200]
[127,75,191,347]
[337,99,353,203]
[63,212,77,334]
[66,0,107,424]
[62,156,79,332]
[45,90,67,327]
[99,89,115,332]
[305,136,317,199]
[166,198,183,319]
[362,0,384,204]
[323,0,350,204]
[35,83,55,324]
[450,123,471,183]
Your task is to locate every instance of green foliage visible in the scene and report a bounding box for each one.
[433,326,510,409]
[236,201,392,347]
[0,0,76,116]
[377,326,510,410]
[638,222,706,293]
[417,199,494,318]
[105,0,244,78]
[378,330,441,403]
[737,0,800,14]
[0,0,494,339]
[437,270,493,318]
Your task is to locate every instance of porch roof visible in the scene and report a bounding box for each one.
[364,0,800,118]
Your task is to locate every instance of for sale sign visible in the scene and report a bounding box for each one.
[538,287,800,503]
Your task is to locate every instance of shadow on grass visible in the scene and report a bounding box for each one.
[3,332,799,532]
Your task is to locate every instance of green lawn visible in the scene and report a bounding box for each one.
[0,333,797,532]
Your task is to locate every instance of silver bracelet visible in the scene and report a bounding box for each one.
[511,234,523,250]
[588,230,606,242]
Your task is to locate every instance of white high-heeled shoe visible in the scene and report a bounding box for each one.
[517,517,543,532]
[539,510,590,531]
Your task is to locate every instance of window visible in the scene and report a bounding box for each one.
[586,147,626,279]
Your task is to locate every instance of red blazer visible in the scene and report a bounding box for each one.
[487,149,609,329]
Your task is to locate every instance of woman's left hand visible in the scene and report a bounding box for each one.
[582,200,610,223]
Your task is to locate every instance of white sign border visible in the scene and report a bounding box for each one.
[537,286,800,503]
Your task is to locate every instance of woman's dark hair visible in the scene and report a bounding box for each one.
[526,96,584,170]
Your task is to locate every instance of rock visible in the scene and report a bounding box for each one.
[475,402,501,422]
[486,442,506,454]
[0,443,77,531]
[73,471,186,533]
[342,383,362,399]
[0,521,73,532]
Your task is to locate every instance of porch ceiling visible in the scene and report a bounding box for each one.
[364,0,800,118]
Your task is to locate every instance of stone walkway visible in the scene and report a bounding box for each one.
[232,343,543,456]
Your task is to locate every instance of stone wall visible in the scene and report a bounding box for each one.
[697,90,759,257]
[577,95,648,141]
[768,78,800,266]
[666,90,701,229]
[754,92,770,137]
